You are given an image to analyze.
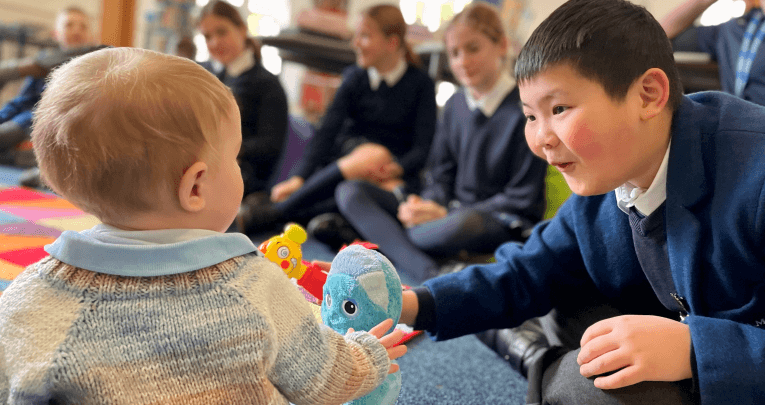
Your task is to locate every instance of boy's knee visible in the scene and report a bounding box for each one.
[541,350,694,405]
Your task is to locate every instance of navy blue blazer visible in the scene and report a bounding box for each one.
[421,92,765,404]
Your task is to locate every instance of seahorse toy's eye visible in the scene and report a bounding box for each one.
[342,299,358,316]
[324,293,332,308]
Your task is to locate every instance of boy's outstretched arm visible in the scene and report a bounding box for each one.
[576,315,692,389]
[660,0,717,39]
[400,290,419,327]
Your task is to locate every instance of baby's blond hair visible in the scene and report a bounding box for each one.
[32,47,235,222]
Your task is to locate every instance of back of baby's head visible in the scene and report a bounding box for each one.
[515,0,683,110]
[32,47,234,222]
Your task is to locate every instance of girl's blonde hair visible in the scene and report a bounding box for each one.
[446,2,505,45]
[363,4,421,67]
[32,47,235,223]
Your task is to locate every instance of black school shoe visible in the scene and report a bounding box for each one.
[235,197,283,235]
[19,167,49,190]
[306,213,361,252]
[475,318,550,378]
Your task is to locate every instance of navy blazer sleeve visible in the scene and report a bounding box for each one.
[420,196,600,340]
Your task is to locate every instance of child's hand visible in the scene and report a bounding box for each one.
[350,318,408,374]
[271,176,304,202]
[397,195,447,227]
[577,315,692,389]
[310,260,331,272]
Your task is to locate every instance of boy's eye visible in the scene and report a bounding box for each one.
[525,115,536,122]
[552,106,568,115]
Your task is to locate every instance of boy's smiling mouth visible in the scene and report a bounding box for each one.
[551,162,574,171]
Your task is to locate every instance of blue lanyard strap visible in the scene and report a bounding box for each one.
[735,8,765,97]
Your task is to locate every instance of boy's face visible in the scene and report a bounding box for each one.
[520,63,651,196]
[55,11,90,50]
[203,104,244,232]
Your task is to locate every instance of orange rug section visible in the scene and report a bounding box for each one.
[0,186,100,294]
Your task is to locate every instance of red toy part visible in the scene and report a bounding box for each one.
[297,261,328,302]
[339,241,379,251]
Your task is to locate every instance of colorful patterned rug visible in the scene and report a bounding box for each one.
[0,186,101,294]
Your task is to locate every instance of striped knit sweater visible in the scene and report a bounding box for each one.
[0,228,389,404]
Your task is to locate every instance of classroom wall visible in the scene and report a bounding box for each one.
[0,0,694,107]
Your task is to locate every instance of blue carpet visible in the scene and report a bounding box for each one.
[0,165,23,186]
[397,334,527,404]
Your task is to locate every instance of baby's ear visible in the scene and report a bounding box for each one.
[178,161,208,212]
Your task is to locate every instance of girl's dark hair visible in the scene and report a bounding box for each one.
[363,4,421,68]
[198,0,261,63]
[515,0,683,111]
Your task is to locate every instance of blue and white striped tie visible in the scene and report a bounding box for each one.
[734,8,765,97]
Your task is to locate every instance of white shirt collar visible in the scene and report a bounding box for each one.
[465,72,516,117]
[368,57,407,90]
[615,139,671,216]
[212,48,256,79]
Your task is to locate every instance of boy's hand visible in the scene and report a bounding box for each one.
[397,195,447,228]
[352,318,407,374]
[577,315,692,389]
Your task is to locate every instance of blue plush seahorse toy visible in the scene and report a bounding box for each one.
[321,244,403,405]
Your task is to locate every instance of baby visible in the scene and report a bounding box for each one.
[0,47,404,404]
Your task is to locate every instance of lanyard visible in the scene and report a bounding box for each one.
[735,8,765,97]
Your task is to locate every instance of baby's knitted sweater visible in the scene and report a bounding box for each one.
[0,230,389,404]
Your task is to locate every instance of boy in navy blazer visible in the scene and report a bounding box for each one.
[399,0,765,403]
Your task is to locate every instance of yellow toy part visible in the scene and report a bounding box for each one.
[259,223,309,280]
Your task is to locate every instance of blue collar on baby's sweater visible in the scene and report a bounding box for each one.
[44,228,258,277]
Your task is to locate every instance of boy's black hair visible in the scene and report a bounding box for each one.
[515,0,683,111]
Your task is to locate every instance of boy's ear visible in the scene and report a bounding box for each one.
[178,161,208,212]
[637,68,670,120]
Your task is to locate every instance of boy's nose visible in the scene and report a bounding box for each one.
[536,122,559,149]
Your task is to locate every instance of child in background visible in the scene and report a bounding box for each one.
[0,6,92,156]
[399,0,765,403]
[198,0,289,196]
[236,4,437,237]
[334,2,547,285]
[661,0,765,105]
[0,48,405,404]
